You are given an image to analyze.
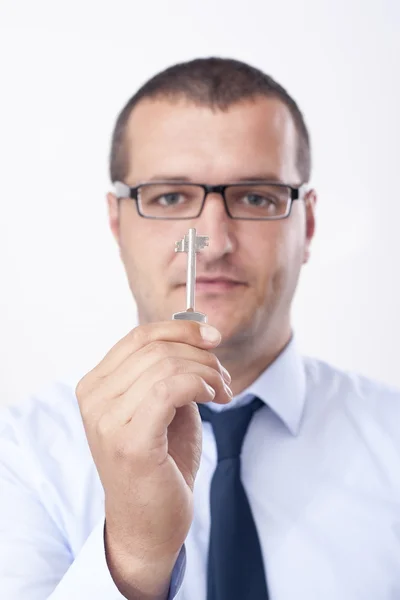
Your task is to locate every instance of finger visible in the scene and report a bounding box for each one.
[89,341,231,403]
[96,360,232,432]
[77,321,223,405]
[97,321,221,376]
[126,373,222,447]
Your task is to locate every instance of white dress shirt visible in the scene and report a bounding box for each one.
[1,337,400,599]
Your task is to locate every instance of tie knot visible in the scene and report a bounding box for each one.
[198,397,264,462]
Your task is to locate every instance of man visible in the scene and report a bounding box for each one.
[1,57,400,600]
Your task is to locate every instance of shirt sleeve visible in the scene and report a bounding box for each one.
[167,545,187,599]
[48,521,186,600]
[0,410,187,600]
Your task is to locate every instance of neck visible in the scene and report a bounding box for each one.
[214,324,292,397]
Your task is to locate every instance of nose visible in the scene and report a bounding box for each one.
[195,191,236,262]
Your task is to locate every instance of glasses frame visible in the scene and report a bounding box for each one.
[113,180,308,221]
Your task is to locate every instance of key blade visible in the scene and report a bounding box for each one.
[172,228,210,321]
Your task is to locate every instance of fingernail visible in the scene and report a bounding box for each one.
[205,383,216,398]
[200,325,221,344]
[221,366,231,384]
[224,384,233,398]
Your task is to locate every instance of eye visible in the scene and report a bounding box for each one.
[157,193,185,206]
[243,194,276,207]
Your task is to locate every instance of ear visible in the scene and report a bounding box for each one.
[106,192,120,245]
[303,189,317,264]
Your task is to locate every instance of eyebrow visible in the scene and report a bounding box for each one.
[147,173,283,183]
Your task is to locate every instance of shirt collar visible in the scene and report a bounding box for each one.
[208,335,306,436]
[244,335,306,436]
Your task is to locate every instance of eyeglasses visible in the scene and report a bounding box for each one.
[113,180,307,221]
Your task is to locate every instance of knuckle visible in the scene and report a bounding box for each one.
[78,402,91,423]
[75,375,89,401]
[187,373,204,389]
[147,340,169,358]
[95,414,112,438]
[205,352,221,371]
[78,392,97,423]
[152,378,171,402]
[75,368,102,402]
[160,356,185,375]
[207,368,224,388]
[176,372,201,393]
[129,326,149,348]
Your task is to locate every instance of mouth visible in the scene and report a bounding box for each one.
[178,277,246,294]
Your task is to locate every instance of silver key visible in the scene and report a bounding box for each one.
[172,228,209,323]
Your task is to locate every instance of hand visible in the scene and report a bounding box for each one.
[75,321,232,599]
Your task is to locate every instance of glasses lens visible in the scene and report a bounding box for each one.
[138,184,204,218]
[226,184,291,219]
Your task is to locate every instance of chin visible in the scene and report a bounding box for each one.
[203,310,252,344]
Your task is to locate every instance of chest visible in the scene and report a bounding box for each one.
[186,416,400,599]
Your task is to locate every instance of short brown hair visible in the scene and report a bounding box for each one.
[109,57,311,184]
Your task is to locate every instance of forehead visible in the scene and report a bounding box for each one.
[125,95,299,183]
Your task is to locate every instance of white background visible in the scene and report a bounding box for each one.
[0,0,399,406]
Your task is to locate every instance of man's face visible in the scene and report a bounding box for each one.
[107,95,316,349]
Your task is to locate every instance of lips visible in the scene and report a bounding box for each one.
[196,277,241,284]
[175,273,246,294]
[192,277,245,294]
[197,280,241,292]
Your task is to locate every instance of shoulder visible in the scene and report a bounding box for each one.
[0,369,87,454]
[302,355,400,436]
[303,354,400,401]
[0,370,104,543]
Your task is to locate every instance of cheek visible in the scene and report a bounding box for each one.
[243,223,285,272]
[272,220,307,299]
[123,244,168,290]
[245,221,304,295]
[119,214,182,293]
[118,222,156,286]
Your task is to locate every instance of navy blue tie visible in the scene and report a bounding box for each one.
[198,398,269,600]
